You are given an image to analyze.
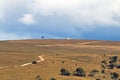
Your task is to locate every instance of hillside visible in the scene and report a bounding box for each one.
[0,39,120,80]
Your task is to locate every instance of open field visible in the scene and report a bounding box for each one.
[0,39,120,80]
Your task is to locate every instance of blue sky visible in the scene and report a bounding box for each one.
[0,0,120,40]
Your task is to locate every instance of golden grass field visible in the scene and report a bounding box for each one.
[0,39,120,80]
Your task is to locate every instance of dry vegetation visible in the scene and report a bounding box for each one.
[0,39,120,80]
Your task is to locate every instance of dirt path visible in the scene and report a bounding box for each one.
[78,41,101,45]
[37,41,101,47]
[0,55,45,68]
[21,55,45,67]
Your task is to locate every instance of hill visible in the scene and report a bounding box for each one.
[0,39,120,80]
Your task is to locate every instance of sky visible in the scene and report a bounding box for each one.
[0,0,120,40]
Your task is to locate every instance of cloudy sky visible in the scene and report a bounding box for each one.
[0,0,120,40]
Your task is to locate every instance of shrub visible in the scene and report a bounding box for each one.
[108,63,114,69]
[117,65,120,69]
[88,70,99,77]
[60,68,71,76]
[101,69,105,74]
[61,68,66,73]
[110,56,118,63]
[73,68,86,77]
[61,61,65,64]
[32,60,37,64]
[63,70,71,76]
[50,78,56,80]
[101,60,107,65]
[101,69,105,73]
[110,72,119,79]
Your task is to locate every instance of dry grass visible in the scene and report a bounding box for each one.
[0,39,120,80]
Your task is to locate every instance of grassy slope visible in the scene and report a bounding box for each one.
[0,39,120,80]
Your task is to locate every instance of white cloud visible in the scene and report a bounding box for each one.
[18,14,35,25]
[0,32,31,40]
[0,0,5,21]
[0,0,33,22]
[29,0,120,26]
[1,0,120,27]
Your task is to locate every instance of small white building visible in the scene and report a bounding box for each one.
[66,38,71,40]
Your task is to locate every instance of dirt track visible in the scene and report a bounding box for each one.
[21,55,45,67]
[0,55,45,68]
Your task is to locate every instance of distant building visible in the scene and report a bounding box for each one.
[66,38,71,40]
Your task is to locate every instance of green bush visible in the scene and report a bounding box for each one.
[60,68,71,76]
[108,63,114,69]
[110,72,119,79]
[110,56,118,63]
[73,68,86,77]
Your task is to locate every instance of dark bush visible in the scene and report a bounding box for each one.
[61,68,66,73]
[32,60,37,64]
[117,65,120,69]
[90,70,98,75]
[88,70,99,77]
[110,72,119,79]
[108,63,114,69]
[109,61,112,64]
[110,56,118,63]
[60,68,71,76]
[63,70,71,76]
[50,78,56,80]
[73,68,86,77]
[61,61,65,64]
[101,60,107,65]
[76,68,85,73]
[101,69,105,74]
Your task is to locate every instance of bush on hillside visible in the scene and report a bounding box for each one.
[60,68,71,76]
[101,69,105,74]
[101,60,107,65]
[110,56,118,63]
[117,65,120,69]
[73,68,86,77]
[108,63,114,69]
[110,72,119,79]
[32,60,37,64]
[88,70,99,77]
